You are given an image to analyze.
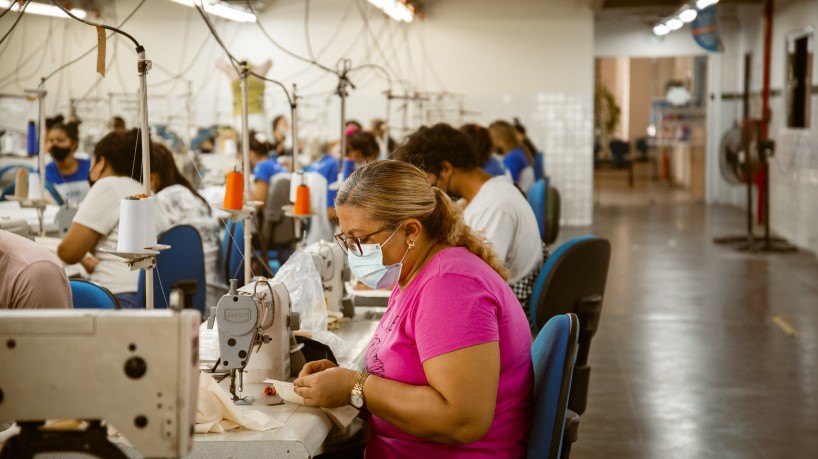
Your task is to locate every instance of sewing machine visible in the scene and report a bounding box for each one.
[207,278,301,404]
[0,309,200,459]
[307,240,353,317]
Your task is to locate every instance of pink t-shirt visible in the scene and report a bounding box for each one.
[364,247,533,459]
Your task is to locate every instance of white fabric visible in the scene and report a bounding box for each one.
[463,177,542,285]
[72,176,167,294]
[154,184,221,285]
[196,372,282,434]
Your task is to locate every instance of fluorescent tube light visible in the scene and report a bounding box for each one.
[665,18,683,30]
[679,7,698,23]
[368,0,414,23]
[167,0,256,23]
[696,0,719,9]
[0,1,87,20]
[653,24,670,36]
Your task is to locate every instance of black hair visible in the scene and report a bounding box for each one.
[150,142,210,213]
[459,123,493,165]
[93,128,143,181]
[249,131,273,159]
[392,123,480,174]
[111,116,126,130]
[272,115,287,131]
[46,114,80,142]
[347,130,379,161]
[513,117,541,157]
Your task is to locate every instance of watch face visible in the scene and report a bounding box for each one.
[351,393,363,408]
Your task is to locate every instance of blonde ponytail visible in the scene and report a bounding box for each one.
[427,187,511,281]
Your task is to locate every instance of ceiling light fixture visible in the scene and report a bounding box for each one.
[167,0,256,23]
[653,24,670,36]
[0,0,87,20]
[666,18,684,30]
[679,7,698,23]
[367,0,415,23]
[696,0,720,9]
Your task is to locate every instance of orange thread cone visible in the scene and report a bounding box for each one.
[223,170,244,210]
[294,184,311,215]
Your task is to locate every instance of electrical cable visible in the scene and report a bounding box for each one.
[194,1,292,105]
[304,0,317,62]
[50,0,141,49]
[245,0,335,75]
[0,0,15,20]
[0,0,30,46]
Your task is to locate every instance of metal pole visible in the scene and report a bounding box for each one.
[338,80,347,181]
[240,62,252,285]
[382,91,392,159]
[37,87,47,237]
[291,83,299,173]
[137,47,154,309]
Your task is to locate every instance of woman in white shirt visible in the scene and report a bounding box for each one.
[150,143,220,286]
[58,129,166,309]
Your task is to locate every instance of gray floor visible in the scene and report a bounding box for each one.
[565,171,818,458]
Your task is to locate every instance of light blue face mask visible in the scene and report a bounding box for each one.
[347,226,411,289]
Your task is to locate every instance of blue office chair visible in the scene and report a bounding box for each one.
[1,181,64,206]
[527,179,561,245]
[0,164,34,188]
[138,224,206,313]
[69,279,120,309]
[527,313,579,459]
[222,218,246,285]
[529,236,611,416]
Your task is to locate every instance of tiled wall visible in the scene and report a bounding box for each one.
[768,94,818,255]
[464,93,594,227]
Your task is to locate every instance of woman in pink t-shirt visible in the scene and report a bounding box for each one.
[294,160,534,458]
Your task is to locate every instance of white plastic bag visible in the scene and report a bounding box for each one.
[273,248,327,333]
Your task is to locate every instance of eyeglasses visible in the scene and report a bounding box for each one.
[335,226,391,257]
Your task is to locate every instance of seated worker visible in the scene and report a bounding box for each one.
[247,134,288,205]
[58,129,167,309]
[44,115,90,205]
[150,143,220,285]
[1,229,72,309]
[293,160,533,457]
[460,123,508,179]
[513,117,545,182]
[394,123,544,306]
[325,130,380,221]
[370,118,396,159]
[270,114,290,159]
[489,120,535,194]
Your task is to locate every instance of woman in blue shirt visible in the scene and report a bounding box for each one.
[44,115,90,206]
[489,120,534,193]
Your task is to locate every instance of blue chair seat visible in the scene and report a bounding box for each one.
[138,224,206,312]
[70,279,120,309]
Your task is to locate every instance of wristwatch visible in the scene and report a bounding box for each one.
[350,371,370,409]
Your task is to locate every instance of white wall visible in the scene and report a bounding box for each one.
[0,0,595,226]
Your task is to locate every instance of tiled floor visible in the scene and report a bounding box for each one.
[564,170,818,458]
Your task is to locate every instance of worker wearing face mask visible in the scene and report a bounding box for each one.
[293,160,533,458]
[44,115,90,206]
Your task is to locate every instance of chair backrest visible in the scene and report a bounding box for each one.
[534,152,545,183]
[527,179,547,242]
[261,172,296,247]
[545,184,561,245]
[527,313,579,459]
[0,164,34,189]
[70,279,120,309]
[138,224,206,312]
[222,218,245,285]
[529,236,611,331]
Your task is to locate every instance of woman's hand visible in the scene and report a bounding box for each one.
[298,359,338,378]
[81,254,100,273]
[293,367,359,408]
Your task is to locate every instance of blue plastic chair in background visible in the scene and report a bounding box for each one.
[69,279,120,309]
[527,178,561,246]
[528,236,611,416]
[222,218,246,286]
[527,313,579,459]
[138,225,206,313]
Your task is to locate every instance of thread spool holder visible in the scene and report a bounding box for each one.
[7,196,48,237]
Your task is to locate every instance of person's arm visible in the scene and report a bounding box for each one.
[216,59,238,80]
[295,343,500,444]
[252,180,268,204]
[12,260,73,308]
[255,58,273,76]
[57,223,101,264]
